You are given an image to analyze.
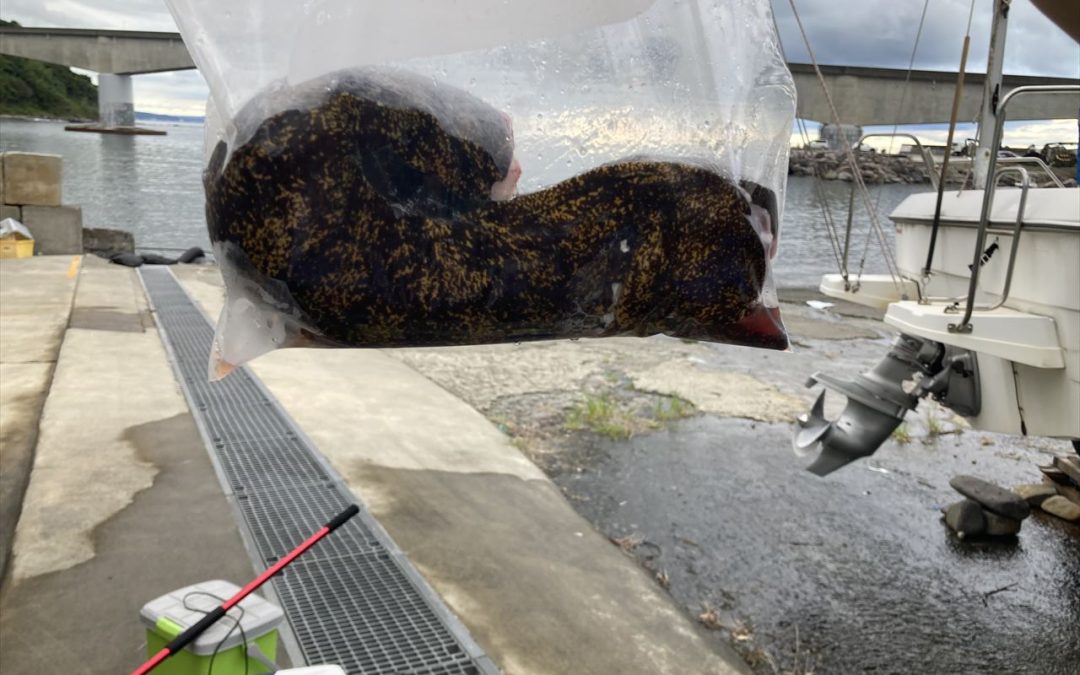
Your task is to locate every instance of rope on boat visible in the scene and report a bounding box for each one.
[924,0,979,276]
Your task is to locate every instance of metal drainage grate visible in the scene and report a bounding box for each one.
[140,267,498,675]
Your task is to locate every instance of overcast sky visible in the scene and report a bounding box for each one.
[2,0,1078,144]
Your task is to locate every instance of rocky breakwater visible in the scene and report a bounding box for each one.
[789,149,950,185]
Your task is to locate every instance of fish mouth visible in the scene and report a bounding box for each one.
[739,181,779,260]
[490,156,522,201]
[748,203,777,260]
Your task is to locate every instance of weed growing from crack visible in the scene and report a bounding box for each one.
[891,424,912,445]
[654,396,696,422]
[565,393,636,440]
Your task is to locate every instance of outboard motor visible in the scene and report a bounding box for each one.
[795,333,980,475]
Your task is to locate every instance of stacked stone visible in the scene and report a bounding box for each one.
[787,149,936,184]
[0,152,83,255]
[943,475,1031,539]
[1014,453,1080,524]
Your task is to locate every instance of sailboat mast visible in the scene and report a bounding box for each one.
[973,0,1011,189]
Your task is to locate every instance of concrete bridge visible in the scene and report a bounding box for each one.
[788,63,1078,127]
[0,27,193,127]
[1,25,1077,128]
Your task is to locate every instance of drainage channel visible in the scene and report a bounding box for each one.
[140,267,498,675]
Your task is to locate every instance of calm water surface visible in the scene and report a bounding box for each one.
[1,119,207,253]
[0,118,926,286]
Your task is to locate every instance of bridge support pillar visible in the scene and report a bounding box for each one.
[97,73,135,127]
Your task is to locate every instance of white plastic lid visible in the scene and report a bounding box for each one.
[140,579,285,656]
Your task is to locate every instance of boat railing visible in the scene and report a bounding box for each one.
[837,133,939,278]
[945,166,1030,327]
[985,166,1031,312]
[912,152,1062,188]
[948,84,1079,334]
[991,157,1064,188]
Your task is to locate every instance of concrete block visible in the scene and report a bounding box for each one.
[21,206,82,255]
[83,227,134,256]
[2,153,62,207]
[1,205,20,222]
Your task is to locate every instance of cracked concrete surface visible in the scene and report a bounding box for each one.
[0,255,79,583]
[10,258,186,581]
[391,336,811,424]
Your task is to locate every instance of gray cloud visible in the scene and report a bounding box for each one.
[135,70,208,115]
[3,0,179,31]
[773,0,1079,77]
[3,0,1077,115]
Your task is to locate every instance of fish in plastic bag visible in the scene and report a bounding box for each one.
[204,67,787,379]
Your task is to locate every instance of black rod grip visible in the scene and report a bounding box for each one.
[325,504,360,532]
[165,605,227,655]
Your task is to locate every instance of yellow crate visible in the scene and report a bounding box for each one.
[0,239,34,258]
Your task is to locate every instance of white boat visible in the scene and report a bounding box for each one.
[792,3,1079,475]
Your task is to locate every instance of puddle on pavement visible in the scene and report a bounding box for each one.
[549,415,1080,674]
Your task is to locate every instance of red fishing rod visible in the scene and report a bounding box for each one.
[131,504,360,675]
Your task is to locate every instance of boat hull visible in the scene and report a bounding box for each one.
[890,187,1079,439]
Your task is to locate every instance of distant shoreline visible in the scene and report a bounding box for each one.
[1,113,93,124]
[1,113,204,126]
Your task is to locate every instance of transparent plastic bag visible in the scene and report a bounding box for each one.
[165,0,796,379]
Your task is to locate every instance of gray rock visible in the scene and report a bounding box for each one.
[982,509,1022,536]
[943,500,985,539]
[950,475,1031,521]
[1041,496,1080,522]
[1053,454,1080,486]
[1054,483,1080,507]
[1039,464,1071,485]
[1012,484,1058,507]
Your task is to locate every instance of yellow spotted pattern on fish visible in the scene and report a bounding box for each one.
[205,69,786,351]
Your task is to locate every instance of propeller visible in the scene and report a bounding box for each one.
[793,334,981,476]
[793,336,928,476]
[793,390,829,457]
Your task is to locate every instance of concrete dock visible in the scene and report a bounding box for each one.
[0,256,748,674]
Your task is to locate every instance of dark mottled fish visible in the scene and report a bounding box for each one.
[204,68,786,375]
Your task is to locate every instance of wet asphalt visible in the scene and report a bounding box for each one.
[547,351,1080,674]
[551,418,1079,674]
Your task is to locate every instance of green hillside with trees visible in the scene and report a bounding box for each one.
[0,19,98,120]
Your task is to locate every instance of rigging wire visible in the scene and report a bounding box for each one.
[786,0,903,288]
[856,0,932,285]
[795,102,846,274]
[879,0,931,161]
[770,9,846,277]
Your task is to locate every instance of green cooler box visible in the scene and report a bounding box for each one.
[140,579,285,675]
